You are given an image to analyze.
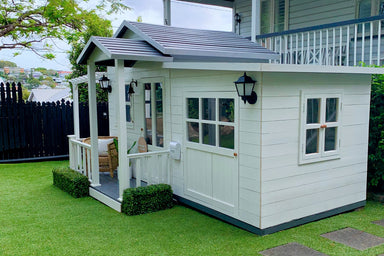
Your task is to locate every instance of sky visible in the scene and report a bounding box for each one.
[0,0,232,71]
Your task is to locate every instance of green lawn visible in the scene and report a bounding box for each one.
[1,161,384,256]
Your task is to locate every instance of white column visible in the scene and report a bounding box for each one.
[72,82,80,139]
[163,0,171,26]
[251,0,261,42]
[116,59,129,201]
[87,61,100,186]
[68,135,76,170]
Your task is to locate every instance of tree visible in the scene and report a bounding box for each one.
[0,0,129,59]
[368,71,384,192]
[0,60,17,68]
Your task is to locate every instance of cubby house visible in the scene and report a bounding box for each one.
[68,0,384,235]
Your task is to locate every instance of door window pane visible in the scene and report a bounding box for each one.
[202,98,216,121]
[202,123,216,146]
[145,83,152,145]
[187,98,199,119]
[306,98,320,124]
[187,122,199,143]
[219,125,234,149]
[325,127,337,151]
[125,84,131,102]
[219,98,234,122]
[326,98,338,122]
[306,129,319,154]
[155,83,163,147]
[126,105,131,122]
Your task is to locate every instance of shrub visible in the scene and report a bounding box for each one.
[368,72,384,192]
[52,167,90,198]
[121,184,174,216]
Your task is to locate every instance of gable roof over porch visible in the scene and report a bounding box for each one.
[77,21,279,66]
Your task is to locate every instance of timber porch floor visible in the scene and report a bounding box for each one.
[91,171,147,201]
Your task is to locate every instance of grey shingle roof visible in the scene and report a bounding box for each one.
[77,37,173,65]
[115,21,279,62]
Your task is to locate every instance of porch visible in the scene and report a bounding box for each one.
[257,15,384,67]
[68,135,171,211]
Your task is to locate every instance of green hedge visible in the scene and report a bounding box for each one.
[52,167,90,198]
[122,184,174,216]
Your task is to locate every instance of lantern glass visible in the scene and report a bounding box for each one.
[99,75,110,89]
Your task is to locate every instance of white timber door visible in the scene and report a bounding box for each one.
[184,92,239,215]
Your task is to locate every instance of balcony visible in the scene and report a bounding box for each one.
[256,15,384,67]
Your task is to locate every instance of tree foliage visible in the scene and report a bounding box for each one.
[0,60,17,68]
[0,0,129,58]
[368,71,384,192]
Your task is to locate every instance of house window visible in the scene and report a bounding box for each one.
[356,0,384,18]
[299,92,342,164]
[186,97,235,150]
[261,0,287,34]
[144,82,164,147]
[125,84,133,123]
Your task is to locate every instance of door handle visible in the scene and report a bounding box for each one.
[234,153,238,157]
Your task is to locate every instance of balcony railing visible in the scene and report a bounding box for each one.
[256,15,384,66]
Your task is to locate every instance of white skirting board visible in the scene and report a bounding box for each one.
[89,187,121,212]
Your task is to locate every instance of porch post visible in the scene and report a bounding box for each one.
[87,61,100,186]
[163,0,171,25]
[116,59,129,201]
[72,82,80,139]
[251,0,261,42]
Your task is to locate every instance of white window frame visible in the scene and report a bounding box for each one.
[299,91,343,165]
[261,0,289,34]
[184,92,237,157]
[143,78,165,149]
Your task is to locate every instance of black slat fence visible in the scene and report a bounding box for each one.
[0,82,109,162]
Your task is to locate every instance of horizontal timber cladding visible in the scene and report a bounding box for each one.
[0,82,109,162]
[289,0,355,30]
[259,72,371,229]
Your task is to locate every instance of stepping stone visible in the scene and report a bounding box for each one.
[259,242,328,256]
[321,227,384,250]
[373,219,384,227]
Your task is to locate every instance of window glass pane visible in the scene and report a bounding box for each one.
[126,105,131,122]
[125,84,131,102]
[202,123,216,146]
[155,83,163,147]
[187,122,199,143]
[219,125,234,149]
[306,98,320,124]
[144,83,152,145]
[358,0,371,18]
[325,127,337,151]
[261,0,272,34]
[202,98,216,121]
[187,98,199,119]
[306,129,319,154]
[274,0,285,32]
[219,98,234,122]
[326,98,338,123]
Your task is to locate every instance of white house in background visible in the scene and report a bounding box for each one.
[68,0,384,235]
[28,87,72,103]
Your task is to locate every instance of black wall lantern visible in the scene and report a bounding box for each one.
[234,72,257,104]
[99,75,112,93]
[129,79,137,95]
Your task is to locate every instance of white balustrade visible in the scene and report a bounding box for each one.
[118,150,171,199]
[68,135,93,182]
[258,16,384,66]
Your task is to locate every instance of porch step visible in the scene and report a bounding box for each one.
[89,187,121,212]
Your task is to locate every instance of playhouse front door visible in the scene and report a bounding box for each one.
[184,92,238,215]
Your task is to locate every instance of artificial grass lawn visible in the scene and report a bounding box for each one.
[1,161,384,256]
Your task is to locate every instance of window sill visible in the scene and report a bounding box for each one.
[299,154,340,165]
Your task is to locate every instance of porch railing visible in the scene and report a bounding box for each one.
[68,135,92,181]
[257,15,384,66]
[118,150,171,199]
